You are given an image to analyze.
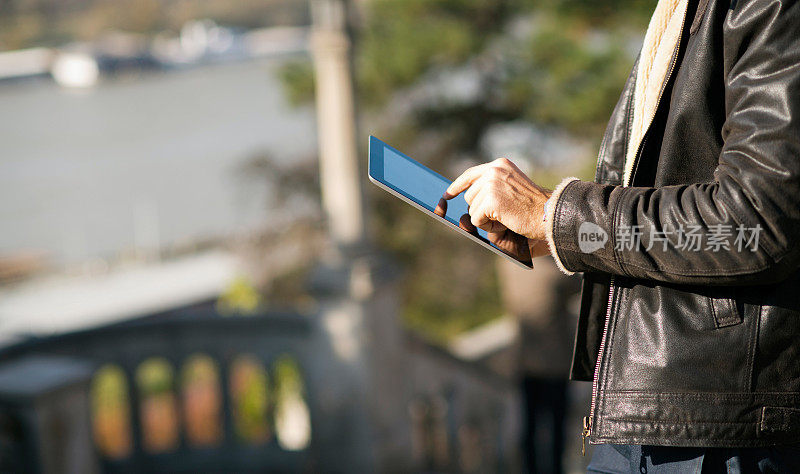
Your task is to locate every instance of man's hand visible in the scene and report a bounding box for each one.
[443,158,552,260]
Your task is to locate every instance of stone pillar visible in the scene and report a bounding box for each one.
[0,356,99,474]
[307,2,379,471]
[310,0,366,252]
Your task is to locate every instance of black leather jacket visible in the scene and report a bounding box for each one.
[551,0,800,446]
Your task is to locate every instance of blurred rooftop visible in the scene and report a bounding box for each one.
[0,250,239,346]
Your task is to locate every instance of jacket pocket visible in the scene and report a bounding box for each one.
[609,283,751,392]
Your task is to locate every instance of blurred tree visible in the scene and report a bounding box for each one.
[279,0,649,341]
[217,276,263,316]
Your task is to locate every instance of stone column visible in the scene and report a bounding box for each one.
[310,0,366,252]
[308,2,378,471]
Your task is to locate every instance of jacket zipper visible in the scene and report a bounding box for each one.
[582,279,615,455]
[581,9,687,455]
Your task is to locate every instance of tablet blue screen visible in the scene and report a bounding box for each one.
[378,143,488,240]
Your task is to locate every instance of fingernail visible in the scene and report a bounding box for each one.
[434,198,447,217]
[459,214,477,233]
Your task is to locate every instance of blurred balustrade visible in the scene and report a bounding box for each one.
[0,297,520,473]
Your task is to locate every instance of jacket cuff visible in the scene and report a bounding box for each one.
[549,179,633,276]
[545,177,581,275]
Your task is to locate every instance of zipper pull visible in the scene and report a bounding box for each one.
[581,416,592,456]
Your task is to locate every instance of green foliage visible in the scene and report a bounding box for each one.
[275,2,650,173]
[136,358,174,396]
[357,0,506,105]
[277,60,316,107]
[217,276,263,316]
[277,0,652,342]
[237,379,268,436]
[273,355,304,397]
[542,0,655,27]
[92,365,129,411]
[280,0,511,107]
[502,19,635,137]
[402,244,502,342]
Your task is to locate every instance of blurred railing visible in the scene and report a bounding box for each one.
[0,307,322,473]
[0,301,520,473]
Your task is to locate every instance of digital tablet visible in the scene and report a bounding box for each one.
[368,136,533,269]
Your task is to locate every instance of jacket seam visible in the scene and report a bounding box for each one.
[602,391,800,399]
[611,188,630,277]
[747,304,762,392]
[743,302,756,391]
[605,417,753,426]
[615,258,781,277]
[590,437,773,448]
[709,292,719,328]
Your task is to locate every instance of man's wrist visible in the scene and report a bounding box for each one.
[529,191,553,241]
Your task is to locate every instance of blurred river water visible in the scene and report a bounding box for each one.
[0,57,316,267]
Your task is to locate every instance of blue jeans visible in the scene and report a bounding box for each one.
[587,444,800,473]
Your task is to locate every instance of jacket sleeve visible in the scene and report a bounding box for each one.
[548,0,800,286]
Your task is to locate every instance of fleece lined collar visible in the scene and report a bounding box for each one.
[623,0,689,187]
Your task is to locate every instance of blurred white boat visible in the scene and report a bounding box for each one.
[51,52,99,88]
